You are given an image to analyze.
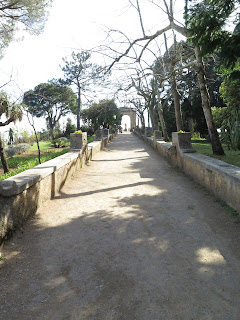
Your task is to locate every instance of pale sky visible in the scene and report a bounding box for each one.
[0,0,185,135]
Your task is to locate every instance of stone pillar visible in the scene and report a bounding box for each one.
[145,128,153,137]
[154,130,163,140]
[172,132,196,153]
[70,132,87,151]
[95,129,103,141]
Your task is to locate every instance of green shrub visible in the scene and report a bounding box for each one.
[221,111,240,150]
[15,143,31,154]
[5,146,17,158]
[191,132,201,140]
[51,137,69,148]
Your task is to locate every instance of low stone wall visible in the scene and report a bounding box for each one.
[0,133,116,244]
[134,130,240,214]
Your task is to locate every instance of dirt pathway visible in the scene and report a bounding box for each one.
[1,133,240,320]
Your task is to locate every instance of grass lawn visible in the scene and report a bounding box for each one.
[0,136,95,180]
[0,142,70,180]
[191,139,240,168]
[29,141,52,152]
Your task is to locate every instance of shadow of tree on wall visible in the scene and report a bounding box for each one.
[1,132,240,319]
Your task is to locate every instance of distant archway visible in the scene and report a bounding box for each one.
[119,107,136,131]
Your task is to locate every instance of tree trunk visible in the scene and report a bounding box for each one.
[148,109,150,127]
[148,95,159,131]
[188,117,194,133]
[26,112,41,164]
[195,47,225,155]
[34,128,41,164]
[157,97,170,141]
[0,136,9,174]
[140,113,145,128]
[77,86,81,130]
[170,69,183,131]
[49,123,55,140]
[149,106,158,131]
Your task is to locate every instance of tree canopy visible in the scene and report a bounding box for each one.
[84,100,122,131]
[0,0,52,57]
[185,0,240,69]
[23,82,77,139]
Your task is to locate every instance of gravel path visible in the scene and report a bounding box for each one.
[1,132,240,320]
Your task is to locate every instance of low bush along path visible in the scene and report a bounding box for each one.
[1,132,240,319]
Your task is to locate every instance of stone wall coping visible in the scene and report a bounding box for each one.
[154,139,240,181]
[155,140,172,148]
[0,151,81,197]
[87,141,102,149]
[184,152,240,183]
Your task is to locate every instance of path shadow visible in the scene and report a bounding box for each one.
[1,132,240,319]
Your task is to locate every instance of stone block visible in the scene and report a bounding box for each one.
[95,129,103,141]
[145,128,153,137]
[172,132,196,153]
[154,130,163,140]
[70,132,87,151]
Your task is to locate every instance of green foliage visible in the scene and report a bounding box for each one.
[0,0,52,58]
[162,99,177,135]
[0,92,23,126]
[60,51,103,88]
[212,106,228,128]
[87,136,95,144]
[211,72,240,150]
[15,143,31,154]
[64,118,76,137]
[39,129,51,141]
[220,111,240,150]
[191,132,202,139]
[23,82,77,118]
[23,81,77,138]
[51,137,69,148]
[220,72,240,111]
[6,143,30,157]
[185,0,240,69]
[85,100,122,131]
[5,146,17,158]
[80,126,94,136]
[13,128,35,145]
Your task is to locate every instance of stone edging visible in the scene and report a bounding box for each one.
[134,131,240,214]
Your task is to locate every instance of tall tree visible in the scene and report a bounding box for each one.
[60,51,104,130]
[23,81,77,139]
[106,0,225,154]
[0,92,23,173]
[185,0,240,70]
[0,0,52,58]
[85,100,122,131]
